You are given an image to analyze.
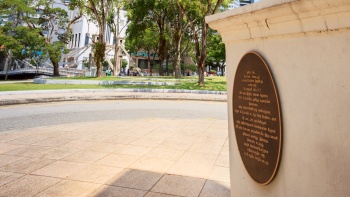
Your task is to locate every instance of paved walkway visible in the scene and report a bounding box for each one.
[0,118,230,197]
[0,89,227,106]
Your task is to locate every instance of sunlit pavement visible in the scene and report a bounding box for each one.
[0,117,230,196]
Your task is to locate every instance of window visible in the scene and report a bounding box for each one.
[74,34,77,48]
[85,33,89,46]
[78,33,81,47]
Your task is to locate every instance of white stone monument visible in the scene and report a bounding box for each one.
[206,0,350,196]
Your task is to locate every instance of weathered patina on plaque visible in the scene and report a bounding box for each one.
[233,52,282,185]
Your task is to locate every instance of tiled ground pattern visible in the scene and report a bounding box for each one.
[0,118,230,197]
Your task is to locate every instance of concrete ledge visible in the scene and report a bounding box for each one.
[206,0,350,42]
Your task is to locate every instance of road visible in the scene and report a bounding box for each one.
[0,100,228,132]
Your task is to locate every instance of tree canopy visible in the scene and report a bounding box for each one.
[0,0,77,77]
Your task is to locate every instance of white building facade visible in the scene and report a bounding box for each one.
[63,7,129,74]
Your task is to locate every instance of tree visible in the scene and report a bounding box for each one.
[125,19,159,75]
[107,0,129,76]
[168,0,191,78]
[176,0,229,85]
[125,0,169,76]
[0,0,81,77]
[207,29,225,76]
[69,0,114,77]
[0,26,45,80]
[37,0,79,76]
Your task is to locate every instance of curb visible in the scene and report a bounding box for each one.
[0,89,227,106]
[33,78,181,85]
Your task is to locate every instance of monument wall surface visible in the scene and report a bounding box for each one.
[206,0,350,196]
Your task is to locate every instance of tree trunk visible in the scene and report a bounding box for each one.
[94,40,105,78]
[174,51,181,78]
[4,57,10,81]
[158,37,166,76]
[147,57,151,76]
[174,31,182,78]
[198,65,204,85]
[52,60,60,77]
[165,56,169,76]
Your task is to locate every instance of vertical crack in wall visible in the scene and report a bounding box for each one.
[265,18,270,30]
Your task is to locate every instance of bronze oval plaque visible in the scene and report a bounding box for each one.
[233,52,282,185]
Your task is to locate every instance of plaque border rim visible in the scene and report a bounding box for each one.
[232,51,283,185]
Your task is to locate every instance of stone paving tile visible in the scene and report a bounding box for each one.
[215,154,230,168]
[68,164,124,184]
[157,140,193,151]
[151,174,206,197]
[36,179,102,197]
[92,185,147,197]
[114,145,154,156]
[199,180,230,197]
[79,133,116,142]
[0,174,61,197]
[0,118,230,196]
[167,162,214,179]
[195,136,227,146]
[201,131,229,139]
[210,120,228,129]
[32,161,87,179]
[177,152,218,166]
[103,135,139,144]
[188,143,223,155]
[83,142,125,153]
[224,138,229,147]
[171,134,201,142]
[6,135,50,145]
[62,150,109,163]
[108,169,163,191]
[32,137,72,147]
[2,145,52,158]
[0,171,25,186]
[145,148,185,161]
[0,157,55,174]
[208,166,230,183]
[130,138,166,147]
[39,147,79,160]
[0,143,26,154]
[58,140,98,150]
[95,153,140,168]
[143,130,177,140]
[0,155,26,167]
[144,192,182,197]
[220,146,229,156]
[58,131,95,140]
[130,157,176,173]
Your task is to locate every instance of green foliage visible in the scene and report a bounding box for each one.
[183,64,198,72]
[176,0,228,84]
[0,0,72,76]
[0,25,45,59]
[207,30,225,62]
[122,59,128,68]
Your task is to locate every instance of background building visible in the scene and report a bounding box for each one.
[63,8,130,75]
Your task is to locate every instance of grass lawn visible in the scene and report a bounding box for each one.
[0,76,227,92]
